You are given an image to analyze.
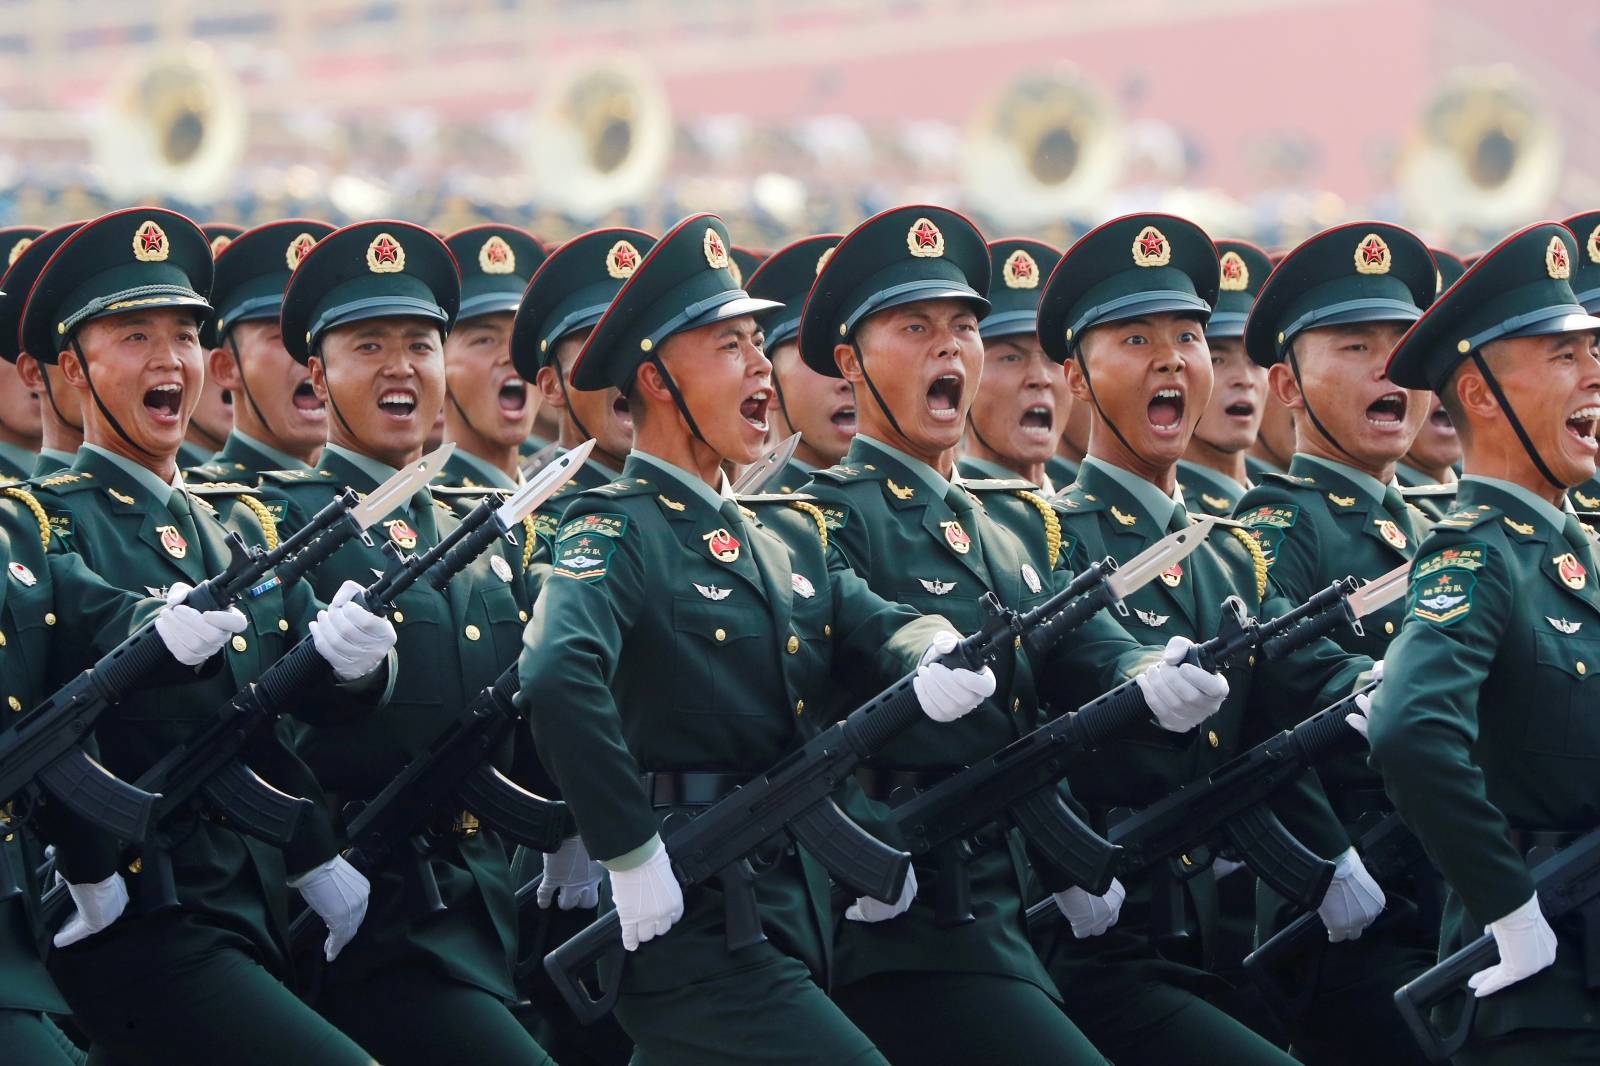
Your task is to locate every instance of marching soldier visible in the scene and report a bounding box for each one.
[186,220,334,485]
[0,228,43,479]
[517,213,991,1066]
[1395,250,1468,522]
[795,204,1225,1063]
[1561,211,1600,513]
[1370,220,1600,1065]
[0,224,85,477]
[1048,374,1090,488]
[743,235,857,493]
[957,238,1071,492]
[20,207,396,1066]
[174,225,242,470]
[437,225,547,490]
[1232,221,1442,1063]
[1178,239,1273,518]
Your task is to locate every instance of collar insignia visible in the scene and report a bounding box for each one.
[919,578,956,595]
[1548,616,1583,634]
[1201,492,1231,511]
[1110,505,1138,527]
[693,582,731,601]
[1574,490,1600,509]
[658,495,686,511]
[886,479,915,500]
[1503,517,1535,535]
[1328,493,1356,507]
[108,488,136,505]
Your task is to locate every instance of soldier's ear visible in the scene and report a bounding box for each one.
[56,340,88,391]
[834,341,863,383]
[1453,362,1498,421]
[533,365,565,410]
[307,355,330,403]
[1266,359,1303,412]
[208,343,242,392]
[1064,352,1091,403]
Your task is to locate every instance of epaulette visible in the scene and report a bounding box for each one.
[960,477,1037,493]
[736,491,818,504]
[809,463,868,484]
[1,486,50,549]
[1050,484,1109,514]
[1259,470,1318,489]
[258,468,335,484]
[1400,482,1457,499]
[32,470,98,493]
[585,476,657,500]
[788,499,829,551]
[1434,503,1500,531]
[1013,489,1062,568]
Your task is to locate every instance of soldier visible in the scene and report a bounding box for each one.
[743,235,857,493]
[1395,251,1467,522]
[172,224,243,470]
[0,224,85,477]
[1560,211,1600,513]
[517,212,992,1066]
[1178,240,1273,518]
[1370,220,1600,1065]
[957,238,1071,491]
[20,207,396,1066]
[437,225,547,490]
[1232,222,1442,1064]
[795,205,1227,1063]
[186,220,334,485]
[1048,372,1090,488]
[267,220,554,1065]
[0,228,43,479]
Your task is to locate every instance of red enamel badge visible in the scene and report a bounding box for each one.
[1159,562,1183,587]
[157,524,187,559]
[386,518,418,550]
[942,520,971,555]
[704,527,741,563]
[1557,551,1587,590]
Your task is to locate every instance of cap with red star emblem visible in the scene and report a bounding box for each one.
[279,220,460,364]
[1562,211,1600,314]
[445,224,546,323]
[744,234,843,351]
[20,207,213,366]
[980,238,1061,341]
[1206,240,1272,340]
[203,223,243,259]
[203,219,336,348]
[508,225,656,383]
[0,223,71,363]
[797,204,990,377]
[1037,212,1218,363]
[1243,221,1436,368]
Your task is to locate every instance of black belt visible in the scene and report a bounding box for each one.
[642,771,746,808]
[855,767,955,803]
[1508,828,1584,858]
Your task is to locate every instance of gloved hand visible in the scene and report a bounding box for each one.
[289,855,370,961]
[538,836,604,911]
[1053,877,1126,938]
[609,839,684,951]
[846,866,918,923]
[310,580,397,681]
[1318,847,1387,942]
[1470,893,1558,998]
[912,632,997,723]
[1135,636,1229,732]
[154,582,248,666]
[1348,659,1384,740]
[53,872,129,948]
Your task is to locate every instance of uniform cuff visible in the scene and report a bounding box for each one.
[601,833,663,872]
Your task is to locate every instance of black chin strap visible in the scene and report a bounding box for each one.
[314,348,360,442]
[1072,344,1142,462]
[555,362,597,444]
[771,365,793,428]
[852,339,911,443]
[37,364,82,434]
[70,337,156,459]
[965,411,1005,464]
[1286,346,1362,465]
[646,353,708,445]
[227,334,279,443]
[1470,350,1565,491]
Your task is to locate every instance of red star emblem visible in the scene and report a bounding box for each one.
[706,233,724,258]
[1360,238,1385,266]
[371,238,400,265]
[614,245,636,270]
[1013,258,1034,280]
[1551,244,1569,271]
[137,224,164,255]
[485,242,508,264]
[1222,258,1243,281]
[1138,231,1166,258]
[912,222,939,250]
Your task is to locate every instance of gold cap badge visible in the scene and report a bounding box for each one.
[6,237,30,267]
[703,227,730,270]
[1002,248,1040,289]
[1354,233,1391,275]
[907,218,945,258]
[1218,251,1249,291]
[1546,235,1571,280]
[209,234,233,256]
[366,233,405,273]
[1131,226,1170,268]
[132,220,170,263]
[1588,225,1600,266]
[816,246,836,276]
[285,232,317,271]
[479,235,515,275]
[607,240,641,279]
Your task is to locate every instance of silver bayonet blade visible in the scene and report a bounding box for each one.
[730,432,802,495]
[1105,514,1220,600]
[495,438,595,529]
[1347,562,1411,618]
[350,442,456,528]
[517,439,564,480]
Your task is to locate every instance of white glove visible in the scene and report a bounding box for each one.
[912,632,997,723]
[609,839,684,951]
[1212,856,1245,881]
[1135,636,1229,733]
[1318,847,1387,942]
[846,866,918,923]
[1470,893,1558,998]
[1348,659,1384,739]
[289,855,370,962]
[538,836,604,911]
[53,872,129,948]
[1053,876,1126,938]
[154,582,248,666]
[309,580,397,681]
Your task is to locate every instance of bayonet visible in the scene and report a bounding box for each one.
[731,433,801,495]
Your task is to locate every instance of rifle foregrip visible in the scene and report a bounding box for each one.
[250,641,332,711]
[37,749,156,842]
[91,626,175,697]
[1221,805,1335,910]
[1021,585,1113,662]
[198,761,310,845]
[1260,606,1348,659]
[1072,680,1155,750]
[273,512,362,589]
[1008,790,1119,894]
[546,910,627,1024]
[427,510,500,591]
[1393,937,1493,1063]
[841,676,925,757]
[787,799,910,903]
[456,765,572,853]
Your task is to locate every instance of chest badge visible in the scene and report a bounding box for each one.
[919,578,956,596]
[7,561,35,586]
[941,520,971,554]
[1134,607,1170,627]
[1548,616,1584,634]
[1021,563,1042,594]
[156,524,187,559]
[385,519,418,550]
[490,554,514,583]
[693,582,731,601]
[792,573,815,599]
[1159,562,1183,587]
[1555,552,1588,590]
[1375,519,1408,550]
[703,528,742,563]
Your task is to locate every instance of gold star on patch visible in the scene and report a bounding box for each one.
[907,218,945,258]
[703,228,730,270]
[286,232,317,270]
[607,240,641,279]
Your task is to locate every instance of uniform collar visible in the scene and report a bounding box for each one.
[1178,459,1248,498]
[38,447,76,468]
[1294,453,1394,509]
[0,440,34,476]
[855,434,959,497]
[629,449,734,511]
[81,443,180,503]
[322,443,400,489]
[1461,474,1572,534]
[452,447,519,490]
[231,429,312,472]
[1081,454,1182,527]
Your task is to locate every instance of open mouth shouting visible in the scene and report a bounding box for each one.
[832,401,858,431]
[143,382,184,426]
[740,387,771,433]
[610,393,634,428]
[497,375,528,418]
[1223,397,1256,422]
[377,387,418,422]
[292,377,326,419]
[1366,390,1410,432]
[1147,387,1186,436]
[1427,404,1456,436]
[1566,404,1600,453]
[927,374,964,423]
[1019,402,1055,441]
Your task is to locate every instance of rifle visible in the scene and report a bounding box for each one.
[1394,825,1600,1062]
[1242,810,1431,1023]
[544,517,1219,1024]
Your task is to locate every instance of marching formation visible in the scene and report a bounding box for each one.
[0,197,1596,1066]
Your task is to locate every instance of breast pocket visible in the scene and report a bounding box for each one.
[671,596,770,716]
[480,580,530,669]
[1525,630,1600,757]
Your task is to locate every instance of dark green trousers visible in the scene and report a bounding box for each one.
[0,1009,86,1065]
[834,971,1110,1066]
[617,953,884,1066]
[1456,1028,1600,1065]
[320,961,554,1066]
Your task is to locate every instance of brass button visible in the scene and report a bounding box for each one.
[1207,729,1219,749]
[6,696,18,712]
[277,618,289,632]
[1579,661,1587,676]
[823,624,832,637]
[1384,621,1395,635]
[1180,853,1193,868]
[1014,635,1022,650]
[0,630,7,647]
[1247,654,1255,667]
[392,610,404,623]
[714,628,727,643]
[795,698,805,716]
[464,624,481,641]
[787,635,800,654]
[519,610,528,622]
[231,635,248,653]
[43,612,55,626]
[127,857,142,874]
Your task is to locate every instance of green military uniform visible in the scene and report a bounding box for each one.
[1176,460,1248,518]
[1565,212,1600,516]
[0,228,52,481]
[1231,221,1444,1063]
[1245,454,1281,481]
[518,213,943,1066]
[271,219,554,1066]
[1046,454,1081,488]
[1371,221,1600,1065]
[1398,478,1458,522]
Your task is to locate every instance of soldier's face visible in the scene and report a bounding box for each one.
[1403,394,1461,474]
[1072,312,1211,474]
[16,354,82,436]
[966,333,1069,465]
[656,315,772,464]
[838,299,984,456]
[67,309,205,464]
[310,316,445,468]
[1475,331,1600,488]
[186,359,233,447]
[1191,337,1267,455]
[769,340,855,468]
[538,329,634,466]
[0,355,41,445]
[216,319,328,454]
[1273,322,1425,469]
[444,313,536,448]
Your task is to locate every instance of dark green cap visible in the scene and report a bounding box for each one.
[980,237,1060,341]
[1243,221,1435,368]
[1388,222,1600,391]
[1432,248,1467,296]
[798,205,990,377]
[744,234,841,350]
[1038,213,1218,363]
[508,226,655,383]
[1561,212,1600,313]
[572,213,779,393]
[444,224,546,323]
[0,225,73,363]
[21,207,214,366]
[280,220,460,365]
[729,246,768,290]
[204,219,334,347]
[203,223,244,258]
[1207,239,1272,340]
